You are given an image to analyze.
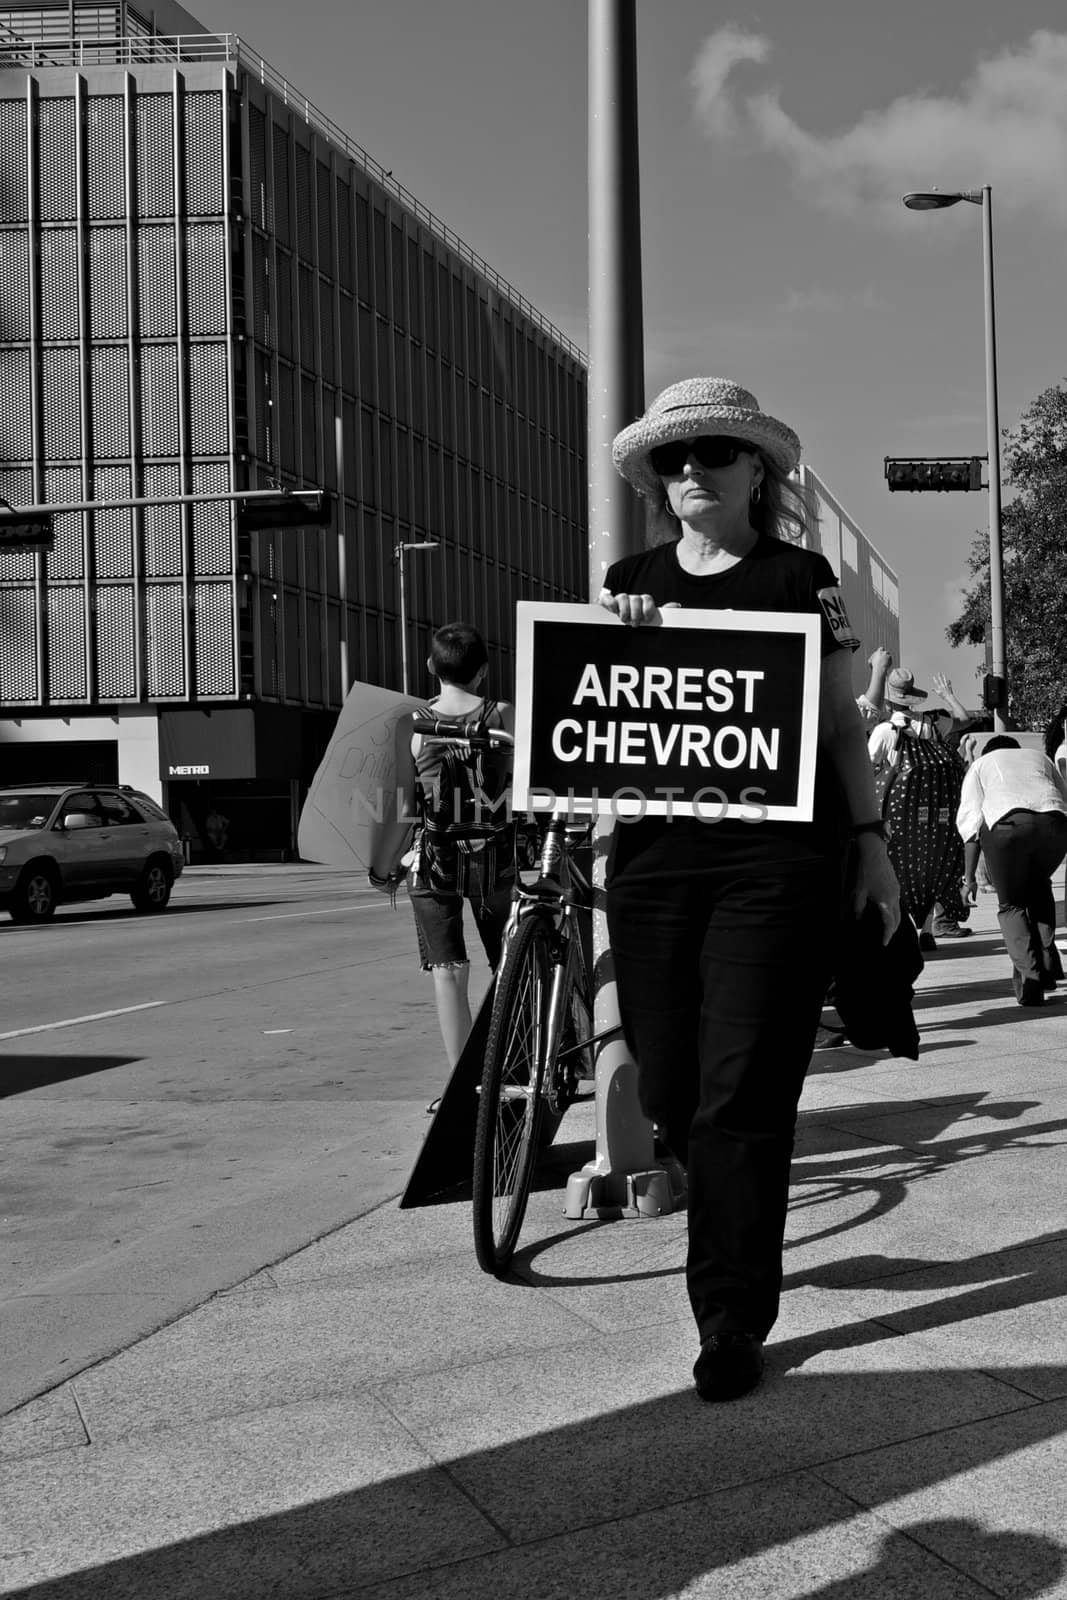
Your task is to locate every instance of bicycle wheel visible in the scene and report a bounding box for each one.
[473,911,554,1275]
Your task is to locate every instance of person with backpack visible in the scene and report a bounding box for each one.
[370,622,516,1071]
[868,667,969,952]
[866,667,937,767]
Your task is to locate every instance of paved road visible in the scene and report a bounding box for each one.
[0,867,492,1414]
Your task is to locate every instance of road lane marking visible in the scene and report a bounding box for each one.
[0,1000,168,1040]
[230,904,390,925]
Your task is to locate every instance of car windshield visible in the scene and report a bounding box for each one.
[0,792,58,830]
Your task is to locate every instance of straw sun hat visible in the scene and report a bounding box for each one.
[611,377,801,499]
[886,667,928,701]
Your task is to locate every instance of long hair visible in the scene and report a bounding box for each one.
[642,449,818,548]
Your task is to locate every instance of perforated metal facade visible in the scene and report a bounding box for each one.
[236,74,588,706]
[0,28,588,741]
[0,61,237,709]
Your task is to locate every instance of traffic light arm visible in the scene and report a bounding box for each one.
[0,488,333,519]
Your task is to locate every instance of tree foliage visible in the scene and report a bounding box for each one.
[947,381,1067,728]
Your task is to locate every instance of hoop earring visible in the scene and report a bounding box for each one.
[750,483,762,505]
[663,499,678,520]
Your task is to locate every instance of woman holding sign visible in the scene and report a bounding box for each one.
[604,377,900,1402]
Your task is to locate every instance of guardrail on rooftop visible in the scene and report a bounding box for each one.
[0,29,587,366]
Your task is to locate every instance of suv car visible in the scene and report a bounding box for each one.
[0,783,184,923]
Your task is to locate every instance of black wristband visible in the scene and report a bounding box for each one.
[850,819,887,840]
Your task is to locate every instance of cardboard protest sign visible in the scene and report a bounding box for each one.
[513,602,821,822]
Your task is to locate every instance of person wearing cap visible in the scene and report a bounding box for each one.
[602,377,900,1403]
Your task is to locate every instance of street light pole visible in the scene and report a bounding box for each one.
[979,186,1007,733]
[902,186,1007,730]
[395,540,440,696]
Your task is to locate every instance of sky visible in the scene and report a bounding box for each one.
[202,0,1067,712]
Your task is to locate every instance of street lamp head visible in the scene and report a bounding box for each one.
[903,189,983,210]
[395,539,441,559]
[903,191,962,210]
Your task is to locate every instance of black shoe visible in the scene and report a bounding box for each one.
[1040,972,1058,991]
[693,1332,765,1402]
[1017,979,1045,1008]
[918,931,937,953]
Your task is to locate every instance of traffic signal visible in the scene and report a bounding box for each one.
[236,490,334,532]
[884,457,983,492]
[982,674,1006,711]
[0,510,54,550]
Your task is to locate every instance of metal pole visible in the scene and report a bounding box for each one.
[980,186,1007,732]
[397,544,409,696]
[335,413,349,697]
[565,0,676,1222]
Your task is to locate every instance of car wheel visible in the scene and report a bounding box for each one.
[131,856,173,913]
[10,864,59,923]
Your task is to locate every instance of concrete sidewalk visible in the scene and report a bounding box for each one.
[3,896,1066,1598]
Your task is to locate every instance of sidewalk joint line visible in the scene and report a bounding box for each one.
[68,1383,92,1448]
[371,1387,519,1547]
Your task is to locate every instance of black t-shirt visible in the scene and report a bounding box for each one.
[602,535,857,876]
[604,535,848,656]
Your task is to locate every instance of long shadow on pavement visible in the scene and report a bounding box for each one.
[0,1054,141,1096]
[3,1363,1065,1598]
[510,1094,1063,1291]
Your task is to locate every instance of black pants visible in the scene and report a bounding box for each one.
[608,828,841,1342]
[979,810,1067,985]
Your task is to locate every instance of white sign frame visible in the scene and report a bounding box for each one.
[513,601,822,822]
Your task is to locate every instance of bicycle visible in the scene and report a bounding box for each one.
[408,715,608,1276]
[473,808,607,1275]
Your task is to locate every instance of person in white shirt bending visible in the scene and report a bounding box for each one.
[957,735,1067,1006]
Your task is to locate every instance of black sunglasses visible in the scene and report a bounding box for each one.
[649,434,753,477]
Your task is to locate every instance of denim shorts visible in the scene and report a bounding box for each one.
[408,884,513,971]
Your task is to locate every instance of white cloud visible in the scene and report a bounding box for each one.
[688,27,770,137]
[691,27,1067,225]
